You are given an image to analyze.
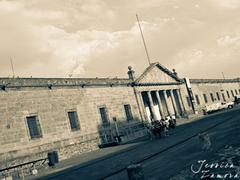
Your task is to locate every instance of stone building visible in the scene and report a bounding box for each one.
[0,62,239,169]
[189,78,240,112]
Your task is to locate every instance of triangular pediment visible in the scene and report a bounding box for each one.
[135,62,181,84]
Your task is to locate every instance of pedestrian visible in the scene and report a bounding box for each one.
[145,122,154,140]
[169,115,176,129]
[161,118,169,137]
[165,116,170,129]
[154,120,163,138]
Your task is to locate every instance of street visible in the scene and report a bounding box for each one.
[35,106,240,180]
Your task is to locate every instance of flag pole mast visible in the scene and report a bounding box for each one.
[136,14,151,66]
[10,57,15,78]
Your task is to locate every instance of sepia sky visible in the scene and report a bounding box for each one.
[0,0,239,79]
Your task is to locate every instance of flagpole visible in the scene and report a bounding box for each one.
[136,14,151,66]
[10,57,15,78]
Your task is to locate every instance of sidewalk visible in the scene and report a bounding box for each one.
[27,136,150,179]
[27,114,206,180]
[176,113,203,126]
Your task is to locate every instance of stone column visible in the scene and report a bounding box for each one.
[138,91,148,121]
[147,91,157,120]
[170,89,179,117]
[155,91,165,119]
[162,90,170,116]
[176,89,186,115]
[173,89,183,114]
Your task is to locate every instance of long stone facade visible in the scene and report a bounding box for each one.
[0,62,239,169]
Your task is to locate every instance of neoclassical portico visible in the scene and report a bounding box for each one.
[129,62,187,122]
[140,89,185,122]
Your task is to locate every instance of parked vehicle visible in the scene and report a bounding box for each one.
[220,101,234,109]
[203,101,234,115]
[202,102,222,114]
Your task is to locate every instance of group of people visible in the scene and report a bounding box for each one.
[145,115,177,140]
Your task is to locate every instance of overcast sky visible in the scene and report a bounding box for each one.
[0,0,239,79]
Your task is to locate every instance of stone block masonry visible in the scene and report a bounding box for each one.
[0,82,141,165]
[0,62,240,172]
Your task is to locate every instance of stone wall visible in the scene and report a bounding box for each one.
[0,75,239,169]
[190,81,240,112]
[0,135,99,178]
[0,84,141,163]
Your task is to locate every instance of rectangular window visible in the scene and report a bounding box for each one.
[203,94,208,103]
[226,91,230,98]
[210,93,214,102]
[222,93,226,101]
[216,92,220,101]
[124,104,133,121]
[68,111,80,131]
[186,96,191,107]
[99,107,109,125]
[235,89,238,95]
[26,116,42,139]
[231,90,234,97]
[195,95,200,105]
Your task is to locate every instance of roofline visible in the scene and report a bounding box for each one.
[0,77,131,89]
[0,77,129,80]
[190,78,240,84]
[135,62,182,83]
[134,82,183,86]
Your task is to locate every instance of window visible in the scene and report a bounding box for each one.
[195,95,200,105]
[216,92,220,101]
[124,104,133,121]
[226,91,230,98]
[186,96,191,107]
[203,94,208,103]
[26,116,42,139]
[68,111,80,131]
[235,89,238,95]
[231,90,234,97]
[99,107,109,126]
[210,93,214,102]
[222,93,226,101]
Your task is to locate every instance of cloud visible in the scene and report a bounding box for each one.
[0,0,172,77]
[210,0,240,8]
[172,41,240,79]
[217,35,240,48]
[0,0,239,79]
[195,4,200,8]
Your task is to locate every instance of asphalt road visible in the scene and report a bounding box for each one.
[37,106,240,180]
[107,107,240,180]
